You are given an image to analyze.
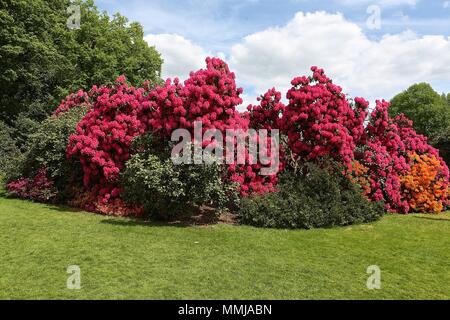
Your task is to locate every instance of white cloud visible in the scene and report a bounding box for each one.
[144,11,450,108]
[144,34,210,80]
[144,33,253,111]
[337,0,418,7]
[230,11,450,103]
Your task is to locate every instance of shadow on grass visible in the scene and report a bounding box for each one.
[100,219,192,228]
[0,191,85,214]
[413,216,450,222]
[0,190,229,228]
[44,203,85,213]
[100,207,239,228]
[42,202,203,228]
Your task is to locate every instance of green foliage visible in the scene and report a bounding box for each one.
[432,126,450,167]
[11,114,41,150]
[10,107,88,199]
[389,83,450,141]
[0,121,23,179]
[239,162,385,229]
[0,0,162,124]
[121,135,237,220]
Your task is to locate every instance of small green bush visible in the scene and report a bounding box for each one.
[121,135,237,220]
[0,121,24,180]
[239,162,385,229]
[7,107,88,199]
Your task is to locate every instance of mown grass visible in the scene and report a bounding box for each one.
[0,193,449,300]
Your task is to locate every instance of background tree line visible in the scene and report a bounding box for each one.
[0,0,162,147]
[389,83,450,166]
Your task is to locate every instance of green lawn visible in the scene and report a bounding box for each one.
[0,193,449,300]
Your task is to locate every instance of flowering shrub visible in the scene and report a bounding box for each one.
[353,100,450,213]
[6,57,449,219]
[280,67,369,168]
[66,76,152,203]
[355,100,410,213]
[146,58,279,196]
[395,114,448,170]
[7,168,57,202]
[247,88,285,131]
[54,90,92,116]
[64,58,280,210]
[401,153,449,213]
[148,57,244,137]
[243,88,285,195]
[347,160,371,196]
[226,143,280,196]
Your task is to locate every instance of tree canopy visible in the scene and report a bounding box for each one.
[389,83,450,141]
[0,0,162,124]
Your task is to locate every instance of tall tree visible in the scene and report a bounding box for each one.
[0,0,162,124]
[389,83,450,141]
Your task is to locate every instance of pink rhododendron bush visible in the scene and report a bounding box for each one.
[5,57,449,221]
[352,101,449,213]
[279,67,369,167]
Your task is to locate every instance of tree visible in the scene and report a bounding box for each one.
[0,0,162,125]
[389,83,450,141]
[0,120,22,177]
[432,126,450,167]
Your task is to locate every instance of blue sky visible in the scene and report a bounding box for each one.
[95,0,450,107]
[96,0,450,49]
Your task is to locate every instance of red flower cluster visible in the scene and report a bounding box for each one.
[247,88,285,130]
[7,168,57,202]
[395,113,448,173]
[148,57,245,137]
[280,67,369,167]
[54,90,92,116]
[226,133,280,196]
[66,77,152,203]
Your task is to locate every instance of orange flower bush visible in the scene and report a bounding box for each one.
[400,153,449,213]
[348,161,371,197]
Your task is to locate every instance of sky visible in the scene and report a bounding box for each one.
[96,0,450,109]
